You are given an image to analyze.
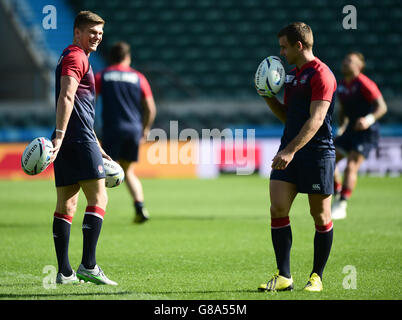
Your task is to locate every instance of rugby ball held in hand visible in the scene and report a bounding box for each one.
[255,56,286,96]
[103,158,125,188]
[21,137,53,175]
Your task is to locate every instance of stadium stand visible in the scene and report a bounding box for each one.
[67,0,401,100]
[0,0,105,140]
[1,0,401,140]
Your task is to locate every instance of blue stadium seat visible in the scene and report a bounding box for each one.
[66,0,400,102]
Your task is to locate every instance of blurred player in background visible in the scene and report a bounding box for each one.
[50,11,117,285]
[256,22,336,292]
[95,42,156,223]
[331,52,387,219]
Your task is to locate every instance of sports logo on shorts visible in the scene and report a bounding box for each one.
[98,165,104,173]
[312,184,321,191]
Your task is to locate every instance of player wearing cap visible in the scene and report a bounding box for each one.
[95,41,156,223]
[50,11,117,285]
[332,52,387,220]
[256,22,337,292]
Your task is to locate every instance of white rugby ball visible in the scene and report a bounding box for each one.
[21,137,53,175]
[255,56,286,95]
[103,158,124,188]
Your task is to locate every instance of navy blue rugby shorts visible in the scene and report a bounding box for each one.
[334,131,378,159]
[54,141,106,187]
[270,153,335,195]
[102,135,140,162]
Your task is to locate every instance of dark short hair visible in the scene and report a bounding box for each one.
[277,22,314,50]
[73,10,104,31]
[109,41,131,64]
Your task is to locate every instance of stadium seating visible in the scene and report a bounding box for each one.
[1,0,401,140]
[66,0,401,101]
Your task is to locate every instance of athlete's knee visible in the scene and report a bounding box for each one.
[310,204,332,225]
[80,179,108,209]
[97,189,108,208]
[270,203,290,219]
[56,200,78,216]
[347,152,364,168]
[308,194,332,225]
[311,211,332,226]
[345,160,359,175]
[124,166,136,180]
[124,163,137,181]
[86,188,108,209]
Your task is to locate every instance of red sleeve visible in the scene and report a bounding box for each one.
[359,74,382,102]
[310,67,337,102]
[95,71,102,95]
[137,72,153,99]
[61,51,88,83]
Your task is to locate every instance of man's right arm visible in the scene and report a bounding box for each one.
[261,96,288,124]
[255,81,287,123]
[50,75,79,162]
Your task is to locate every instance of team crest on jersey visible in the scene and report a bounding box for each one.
[285,75,295,83]
[98,165,104,174]
[300,74,309,84]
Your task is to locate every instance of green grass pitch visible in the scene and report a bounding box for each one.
[0,175,401,300]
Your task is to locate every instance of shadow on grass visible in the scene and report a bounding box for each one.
[149,215,266,221]
[0,291,132,299]
[0,288,261,299]
[0,223,49,229]
[141,289,259,295]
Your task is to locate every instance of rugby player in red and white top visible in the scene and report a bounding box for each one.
[95,42,156,224]
[332,52,387,219]
[50,11,117,285]
[256,22,337,292]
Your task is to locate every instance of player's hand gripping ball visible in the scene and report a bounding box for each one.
[21,137,53,175]
[103,158,125,188]
[255,56,285,97]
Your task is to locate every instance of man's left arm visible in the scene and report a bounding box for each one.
[141,96,156,141]
[272,100,330,170]
[138,73,156,141]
